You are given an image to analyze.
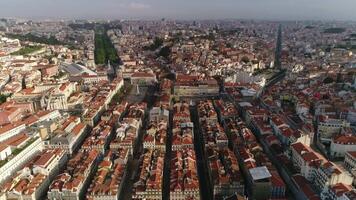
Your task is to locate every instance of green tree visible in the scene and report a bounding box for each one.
[144,37,164,51]
[323,77,334,84]
[11,45,43,55]
[94,31,120,64]
[0,93,11,104]
[158,46,171,59]
[6,33,65,45]
[241,56,250,63]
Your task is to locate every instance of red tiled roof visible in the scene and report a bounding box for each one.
[0,121,24,135]
[330,183,352,197]
[2,132,29,147]
[347,151,356,159]
[292,175,320,200]
[270,171,285,188]
[131,72,155,78]
[333,134,356,145]
[72,123,85,135]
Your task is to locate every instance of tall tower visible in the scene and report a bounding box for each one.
[107,60,114,74]
[136,84,140,95]
[107,60,116,81]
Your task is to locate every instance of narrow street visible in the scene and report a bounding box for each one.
[119,159,139,200]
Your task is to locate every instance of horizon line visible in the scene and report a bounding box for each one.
[2,16,356,23]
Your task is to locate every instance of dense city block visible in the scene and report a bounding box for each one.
[0,18,355,200]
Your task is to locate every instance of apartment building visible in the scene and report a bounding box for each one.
[48,150,99,200]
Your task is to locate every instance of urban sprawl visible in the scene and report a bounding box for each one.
[0,19,355,200]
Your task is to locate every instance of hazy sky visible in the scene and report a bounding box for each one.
[0,0,356,21]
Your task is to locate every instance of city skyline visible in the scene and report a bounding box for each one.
[1,0,356,21]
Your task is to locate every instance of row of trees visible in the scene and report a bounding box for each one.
[324,28,346,34]
[158,46,171,59]
[143,37,163,51]
[94,32,120,64]
[11,45,43,55]
[7,33,65,45]
[142,37,171,59]
[0,93,11,104]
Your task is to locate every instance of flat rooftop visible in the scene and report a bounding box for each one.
[249,166,272,181]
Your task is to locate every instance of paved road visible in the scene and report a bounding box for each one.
[119,84,157,200]
[274,24,283,69]
[125,85,148,104]
[119,159,140,200]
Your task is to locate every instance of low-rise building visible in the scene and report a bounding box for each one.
[290,142,325,181]
[143,119,167,151]
[173,102,190,122]
[81,121,114,153]
[291,175,321,200]
[132,149,164,200]
[149,107,169,123]
[48,150,99,200]
[172,103,194,150]
[0,136,43,184]
[174,74,219,97]
[130,72,157,85]
[206,147,244,199]
[213,100,238,122]
[86,149,128,200]
[269,115,289,139]
[170,148,200,200]
[171,121,194,151]
[198,100,218,124]
[248,166,272,200]
[330,134,356,158]
[313,161,353,192]
[0,144,11,160]
[317,116,350,143]
[0,121,26,142]
[49,116,88,154]
[321,183,353,200]
[110,118,140,155]
[291,142,354,193]
[1,148,65,200]
[201,120,228,149]
[344,152,356,180]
